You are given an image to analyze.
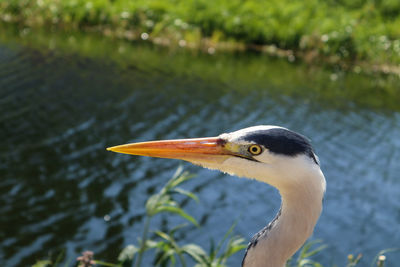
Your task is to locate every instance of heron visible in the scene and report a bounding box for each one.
[107,125,326,267]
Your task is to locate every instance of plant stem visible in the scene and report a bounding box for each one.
[135,216,151,267]
[177,251,187,267]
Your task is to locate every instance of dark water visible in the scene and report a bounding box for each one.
[1,25,400,266]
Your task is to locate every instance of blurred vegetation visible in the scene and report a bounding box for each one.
[1,0,400,71]
[31,168,398,267]
[32,167,248,267]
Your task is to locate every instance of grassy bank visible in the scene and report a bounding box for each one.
[1,0,400,73]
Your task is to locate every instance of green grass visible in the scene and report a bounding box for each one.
[1,0,400,71]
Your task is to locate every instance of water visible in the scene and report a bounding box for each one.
[1,25,400,266]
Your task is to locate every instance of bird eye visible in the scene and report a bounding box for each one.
[248,144,262,155]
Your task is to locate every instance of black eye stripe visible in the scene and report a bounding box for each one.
[240,128,319,165]
[243,128,311,156]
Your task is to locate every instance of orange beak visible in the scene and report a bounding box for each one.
[107,137,232,164]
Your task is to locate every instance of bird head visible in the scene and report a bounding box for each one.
[107,125,325,194]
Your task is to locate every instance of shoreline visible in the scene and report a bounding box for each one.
[89,25,400,77]
[1,0,400,77]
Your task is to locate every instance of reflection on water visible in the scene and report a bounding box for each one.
[1,25,399,266]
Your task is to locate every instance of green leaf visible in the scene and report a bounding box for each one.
[145,194,162,216]
[302,244,328,258]
[155,230,176,244]
[167,170,195,190]
[169,223,189,235]
[298,258,314,266]
[173,187,199,202]
[297,240,326,264]
[182,244,209,264]
[214,221,237,259]
[93,260,120,267]
[223,236,247,258]
[163,200,178,207]
[172,165,184,179]
[118,244,138,263]
[155,206,199,226]
[146,194,173,216]
[32,260,52,267]
[145,239,160,249]
[209,239,216,261]
[155,248,176,266]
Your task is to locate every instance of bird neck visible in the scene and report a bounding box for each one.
[242,170,325,267]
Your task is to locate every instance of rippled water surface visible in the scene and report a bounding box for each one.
[1,26,400,266]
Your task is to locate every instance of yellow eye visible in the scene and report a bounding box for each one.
[248,144,262,155]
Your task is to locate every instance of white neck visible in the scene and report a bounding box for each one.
[242,160,325,267]
[193,152,326,267]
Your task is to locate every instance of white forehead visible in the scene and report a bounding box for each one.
[219,125,286,142]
